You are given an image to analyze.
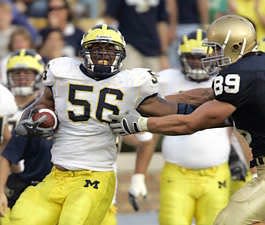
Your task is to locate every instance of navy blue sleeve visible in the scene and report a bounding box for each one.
[104,0,123,19]
[1,131,28,164]
[157,0,168,22]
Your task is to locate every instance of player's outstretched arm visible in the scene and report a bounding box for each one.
[109,100,235,135]
[146,99,236,135]
[165,87,214,106]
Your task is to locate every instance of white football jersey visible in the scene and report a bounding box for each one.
[43,57,159,171]
[0,84,17,142]
[158,69,231,169]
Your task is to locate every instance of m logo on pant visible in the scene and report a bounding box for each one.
[84,179,100,189]
[218,180,227,189]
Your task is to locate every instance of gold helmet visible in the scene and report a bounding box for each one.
[80,24,126,80]
[7,49,44,96]
[179,29,209,81]
[201,15,257,76]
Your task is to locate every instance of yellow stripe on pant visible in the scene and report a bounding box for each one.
[159,162,230,225]
[8,167,115,225]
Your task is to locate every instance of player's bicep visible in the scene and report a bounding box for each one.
[137,95,177,116]
[165,88,214,105]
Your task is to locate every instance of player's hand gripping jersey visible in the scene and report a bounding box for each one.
[42,57,158,171]
[212,52,265,159]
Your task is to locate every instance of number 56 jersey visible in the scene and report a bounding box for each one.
[43,57,158,171]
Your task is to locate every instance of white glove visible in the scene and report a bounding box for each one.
[128,174,147,211]
[15,110,54,138]
[108,111,148,135]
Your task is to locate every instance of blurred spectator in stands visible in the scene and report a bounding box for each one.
[73,0,99,18]
[228,0,265,42]
[176,0,209,36]
[39,0,84,57]
[3,0,38,42]
[38,28,66,64]
[208,0,228,23]
[0,1,17,59]
[13,0,47,17]
[169,0,209,67]
[8,26,35,51]
[0,26,34,85]
[104,0,170,72]
[166,0,177,51]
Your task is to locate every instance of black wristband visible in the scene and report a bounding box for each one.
[177,103,196,114]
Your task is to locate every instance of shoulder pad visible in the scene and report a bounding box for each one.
[124,68,158,86]
[48,57,82,79]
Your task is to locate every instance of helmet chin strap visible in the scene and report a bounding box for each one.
[93,64,112,74]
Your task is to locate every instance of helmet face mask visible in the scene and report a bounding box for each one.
[179,29,209,81]
[201,15,257,76]
[8,69,39,96]
[80,24,126,80]
[7,49,44,96]
[181,53,209,81]
[201,41,232,76]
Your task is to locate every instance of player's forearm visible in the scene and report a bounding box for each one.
[0,156,11,193]
[166,88,214,106]
[134,138,157,174]
[146,114,195,135]
[145,101,232,134]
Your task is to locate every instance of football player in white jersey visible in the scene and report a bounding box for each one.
[0,50,54,225]
[118,29,252,225]
[157,29,232,225]
[0,84,17,152]
[12,24,190,225]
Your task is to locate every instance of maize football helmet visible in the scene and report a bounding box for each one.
[202,15,257,76]
[80,24,126,80]
[179,29,209,81]
[6,49,44,96]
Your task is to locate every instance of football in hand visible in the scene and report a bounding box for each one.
[32,108,58,129]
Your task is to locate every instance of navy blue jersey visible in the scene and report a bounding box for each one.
[212,52,265,158]
[2,131,53,182]
[105,0,168,56]
[177,0,200,24]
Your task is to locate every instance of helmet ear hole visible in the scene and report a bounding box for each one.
[232,44,240,50]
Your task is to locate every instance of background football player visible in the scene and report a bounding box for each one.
[0,49,53,223]
[12,24,186,225]
[155,29,232,225]
[109,15,265,225]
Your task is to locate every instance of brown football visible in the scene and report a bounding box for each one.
[32,108,58,129]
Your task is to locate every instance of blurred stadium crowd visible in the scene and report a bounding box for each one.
[0,0,265,225]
